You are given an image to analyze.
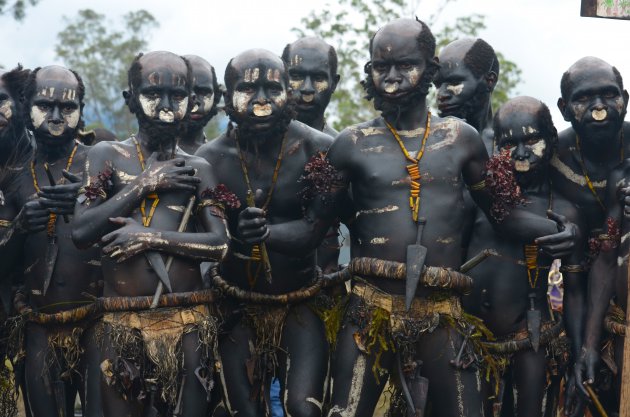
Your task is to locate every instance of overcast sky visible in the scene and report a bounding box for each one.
[2,0,629,131]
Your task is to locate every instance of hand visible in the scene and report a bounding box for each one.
[574,346,600,391]
[101,217,156,262]
[236,207,269,244]
[136,152,200,194]
[622,187,630,219]
[564,369,587,417]
[37,170,82,216]
[535,210,580,259]
[15,200,49,233]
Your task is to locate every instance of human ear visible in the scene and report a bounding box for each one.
[557,97,570,122]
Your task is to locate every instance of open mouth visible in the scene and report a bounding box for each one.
[189,113,204,120]
[437,103,460,114]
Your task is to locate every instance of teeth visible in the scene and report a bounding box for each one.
[302,94,314,103]
[253,104,272,117]
[514,160,530,172]
[592,109,607,121]
[384,82,399,94]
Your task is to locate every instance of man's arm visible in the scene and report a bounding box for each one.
[244,132,353,257]
[99,158,229,262]
[72,142,200,249]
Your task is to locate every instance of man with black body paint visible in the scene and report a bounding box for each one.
[463,97,586,417]
[252,18,580,417]
[195,48,333,417]
[0,65,102,417]
[72,51,229,417]
[179,55,220,155]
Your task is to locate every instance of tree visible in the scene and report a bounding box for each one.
[55,9,158,138]
[0,0,39,20]
[293,0,522,131]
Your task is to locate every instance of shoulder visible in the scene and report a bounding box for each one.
[334,118,382,146]
[86,140,120,160]
[195,133,230,161]
[555,127,575,159]
[288,120,333,152]
[607,158,630,190]
[323,124,339,138]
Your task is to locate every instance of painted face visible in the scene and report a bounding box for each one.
[229,57,288,130]
[370,29,427,100]
[287,45,336,122]
[563,65,627,142]
[135,66,189,124]
[0,80,16,135]
[434,59,485,120]
[189,67,216,122]
[496,112,551,176]
[28,67,82,142]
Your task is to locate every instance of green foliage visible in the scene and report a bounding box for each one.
[55,9,158,138]
[294,1,522,130]
[0,0,38,20]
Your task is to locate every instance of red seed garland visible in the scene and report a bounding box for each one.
[201,184,241,210]
[485,149,526,222]
[83,168,114,201]
[298,152,342,210]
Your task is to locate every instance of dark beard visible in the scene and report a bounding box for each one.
[362,71,430,122]
[225,100,296,142]
[136,111,185,152]
[0,123,31,188]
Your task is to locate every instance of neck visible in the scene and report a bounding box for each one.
[233,125,285,158]
[35,137,75,163]
[299,112,326,132]
[383,96,429,131]
[136,126,177,157]
[469,102,493,132]
[181,127,206,146]
[518,165,549,193]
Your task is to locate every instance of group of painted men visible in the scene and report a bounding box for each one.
[0,15,628,417]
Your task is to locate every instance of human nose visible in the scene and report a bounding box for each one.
[254,87,269,104]
[514,143,529,159]
[591,96,607,110]
[157,93,172,111]
[301,76,315,94]
[50,106,62,123]
[385,66,401,83]
[437,84,451,102]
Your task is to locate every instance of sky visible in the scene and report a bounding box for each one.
[1,0,629,131]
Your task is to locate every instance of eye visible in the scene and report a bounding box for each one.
[373,63,387,73]
[269,87,283,96]
[172,93,186,101]
[313,75,327,82]
[501,141,516,150]
[575,94,588,102]
[525,138,541,146]
[398,63,412,70]
[290,73,304,81]
[603,91,618,99]
[37,103,51,111]
[144,92,160,100]
[61,105,77,114]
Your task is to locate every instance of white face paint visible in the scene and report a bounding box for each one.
[232,91,251,113]
[615,96,625,113]
[30,105,47,129]
[266,68,281,82]
[159,109,175,123]
[202,94,214,112]
[0,100,13,120]
[446,83,464,95]
[48,120,65,136]
[272,90,287,107]
[314,80,329,93]
[407,67,420,87]
[302,93,314,103]
[384,82,399,94]
[529,139,547,157]
[64,108,80,129]
[289,80,302,91]
[61,88,76,101]
[571,103,586,122]
[139,94,159,118]
[244,68,260,83]
[173,97,188,120]
[514,159,530,172]
[253,103,273,117]
[592,108,607,121]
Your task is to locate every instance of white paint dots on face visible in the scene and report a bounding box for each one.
[407,67,420,87]
[0,100,13,120]
[61,88,76,101]
[314,80,329,93]
[38,87,55,98]
[272,90,287,107]
[572,103,586,122]
[30,105,47,128]
[529,139,547,157]
[232,91,251,113]
[202,94,214,113]
[446,83,464,95]
[289,80,303,91]
[244,68,260,83]
[64,108,80,129]
[173,97,189,121]
[522,126,538,135]
[139,94,159,118]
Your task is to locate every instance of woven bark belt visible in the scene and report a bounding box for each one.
[480,314,564,354]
